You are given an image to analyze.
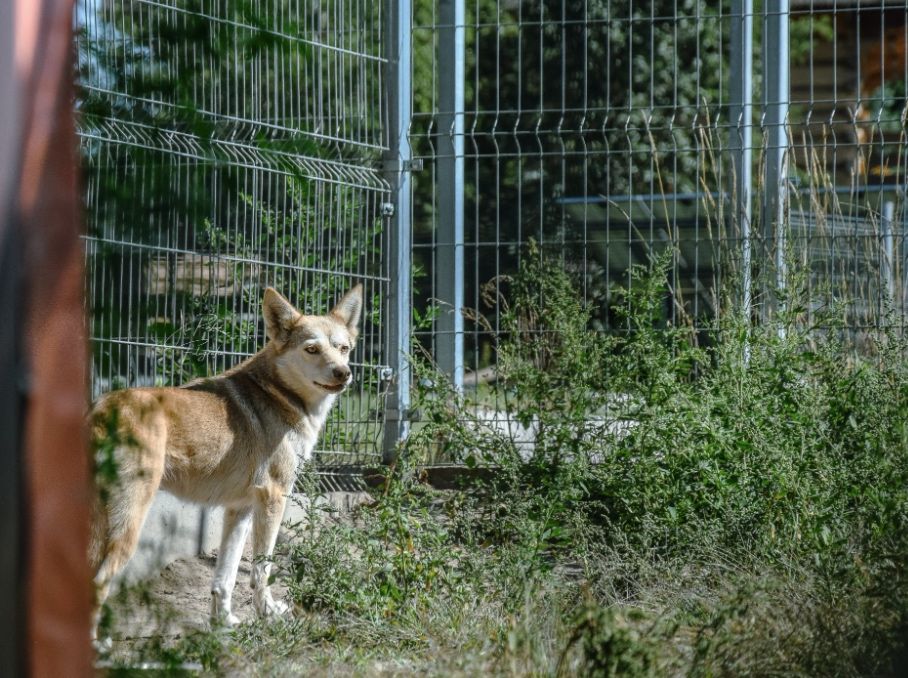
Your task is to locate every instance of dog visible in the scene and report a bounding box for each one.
[89,284,362,635]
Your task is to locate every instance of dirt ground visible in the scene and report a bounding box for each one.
[106,547,287,658]
[110,552,219,639]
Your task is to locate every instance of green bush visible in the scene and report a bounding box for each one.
[404,247,908,674]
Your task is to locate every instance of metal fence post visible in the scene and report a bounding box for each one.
[881,200,895,304]
[383,0,413,463]
[763,0,790,317]
[729,0,754,343]
[436,0,465,389]
[0,0,20,665]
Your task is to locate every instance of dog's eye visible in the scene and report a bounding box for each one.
[304,345,319,354]
[339,345,350,354]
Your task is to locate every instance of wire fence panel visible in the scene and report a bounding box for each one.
[788,1,907,338]
[76,0,392,469]
[411,1,907,463]
[412,2,735,375]
[75,0,907,468]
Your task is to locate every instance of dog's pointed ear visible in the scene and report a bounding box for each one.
[330,284,363,339]
[263,288,299,343]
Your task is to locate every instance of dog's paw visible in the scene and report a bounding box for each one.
[254,593,289,618]
[92,635,113,655]
[210,591,241,627]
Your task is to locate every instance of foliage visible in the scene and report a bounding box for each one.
[104,249,908,674]
[404,249,908,675]
[284,467,475,624]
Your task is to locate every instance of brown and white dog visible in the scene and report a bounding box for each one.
[89,285,362,636]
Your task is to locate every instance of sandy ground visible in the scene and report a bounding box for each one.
[105,547,289,656]
[110,552,221,639]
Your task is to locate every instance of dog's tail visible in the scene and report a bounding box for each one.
[88,396,166,597]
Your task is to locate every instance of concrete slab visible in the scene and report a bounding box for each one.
[119,489,373,583]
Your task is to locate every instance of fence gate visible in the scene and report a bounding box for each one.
[76,0,393,480]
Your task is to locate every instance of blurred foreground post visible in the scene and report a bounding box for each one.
[0,0,22,671]
[2,0,93,674]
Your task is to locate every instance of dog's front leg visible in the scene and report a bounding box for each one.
[250,482,290,618]
[210,506,253,626]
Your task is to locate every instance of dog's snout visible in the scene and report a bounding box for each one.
[333,366,351,381]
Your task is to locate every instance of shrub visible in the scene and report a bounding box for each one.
[405,246,908,674]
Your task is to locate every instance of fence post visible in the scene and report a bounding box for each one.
[881,200,895,306]
[436,0,465,390]
[382,0,414,463]
[729,0,754,344]
[0,0,20,668]
[762,0,790,320]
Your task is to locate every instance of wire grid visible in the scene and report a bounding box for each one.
[411,1,907,460]
[76,0,391,466]
[412,3,732,358]
[788,1,907,334]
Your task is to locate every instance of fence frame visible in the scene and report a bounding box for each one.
[435,0,467,391]
[382,0,415,462]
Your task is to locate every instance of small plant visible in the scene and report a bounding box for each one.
[284,462,475,625]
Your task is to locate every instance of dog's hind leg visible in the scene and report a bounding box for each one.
[210,506,253,626]
[250,481,290,618]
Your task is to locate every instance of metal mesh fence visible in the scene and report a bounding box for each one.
[76,0,391,467]
[412,1,733,377]
[412,0,907,395]
[74,0,908,466]
[787,1,907,339]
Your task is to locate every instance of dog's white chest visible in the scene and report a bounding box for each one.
[289,394,335,463]
[282,427,317,463]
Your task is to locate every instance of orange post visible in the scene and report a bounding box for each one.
[12,0,93,674]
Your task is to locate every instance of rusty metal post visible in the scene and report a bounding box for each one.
[0,0,22,672]
[10,0,94,674]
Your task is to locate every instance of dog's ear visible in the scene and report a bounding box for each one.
[330,284,363,340]
[263,288,300,343]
